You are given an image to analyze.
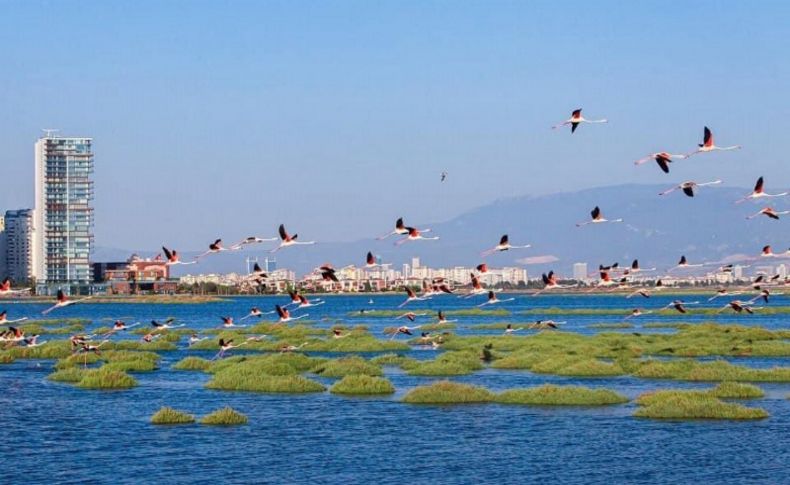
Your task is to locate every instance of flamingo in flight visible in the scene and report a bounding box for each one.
[504,323,524,335]
[736,177,788,204]
[436,310,458,324]
[478,290,515,307]
[659,180,722,197]
[475,263,488,274]
[247,262,268,280]
[528,320,566,330]
[625,280,664,299]
[661,300,700,314]
[626,259,656,274]
[271,224,315,253]
[388,325,422,339]
[296,294,324,309]
[101,320,140,337]
[576,206,623,227]
[151,318,184,331]
[670,255,704,271]
[686,126,741,157]
[533,271,572,295]
[552,109,607,133]
[625,308,653,319]
[214,338,258,360]
[634,152,687,174]
[395,227,440,246]
[751,288,780,304]
[230,235,278,250]
[42,290,92,315]
[746,207,790,220]
[718,300,755,314]
[0,326,25,342]
[398,288,429,308]
[221,316,242,328]
[0,278,31,297]
[377,217,431,240]
[0,310,28,325]
[195,239,234,260]
[318,265,339,282]
[275,304,308,323]
[188,333,208,346]
[462,273,488,298]
[758,245,789,258]
[365,251,380,268]
[162,246,196,266]
[708,289,743,301]
[481,234,531,257]
[395,311,427,322]
[239,307,271,321]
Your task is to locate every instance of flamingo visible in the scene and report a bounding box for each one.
[162,246,196,266]
[670,255,704,271]
[634,152,687,174]
[504,323,524,335]
[481,234,531,257]
[398,288,429,308]
[395,227,440,246]
[101,320,140,337]
[239,307,271,321]
[627,259,656,274]
[42,290,92,315]
[528,320,566,330]
[552,108,607,133]
[395,312,426,322]
[718,300,755,314]
[0,310,28,325]
[736,177,788,204]
[685,126,741,157]
[0,278,31,297]
[475,263,488,274]
[22,334,45,347]
[195,239,233,260]
[462,273,488,298]
[625,308,653,319]
[659,180,722,197]
[595,271,619,288]
[746,207,789,220]
[759,245,787,258]
[661,300,700,314]
[271,224,315,253]
[279,342,308,353]
[576,206,623,227]
[230,235,278,250]
[318,265,339,282]
[188,333,208,346]
[708,289,743,301]
[0,326,25,342]
[751,288,779,304]
[221,316,242,328]
[151,318,185,331]
[275,304,308,323]
[332,328,350,339]
[297,294,325,309]
[533,271,572,295]
[214,338,254,359]
[377,217,410,240]
[365,251,380,268]
[436,310,458,324]
[388,325,422,339]
[478,290,515,307]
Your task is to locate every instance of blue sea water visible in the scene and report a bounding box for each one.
[1,293,789,484]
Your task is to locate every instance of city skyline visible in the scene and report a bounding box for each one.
[1,2,789,257]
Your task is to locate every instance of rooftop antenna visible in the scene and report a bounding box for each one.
[42,128,60,138]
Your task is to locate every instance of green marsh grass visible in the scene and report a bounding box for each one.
[201,407,248,425]
[402,380,494,404]
[496,385,628,406]
[330,375,395,395]
[588,322,634,329]
[369,353,419,369]
[634,389,768,420]
[151,407,195,425]
[406,350,483,376]
[76,368,137,389]
[310,356,382,377]
[633,359,790,382]
[350,308,509,318]
[172,356,212,371]
[711,382,764,399]
[47,367,86,383]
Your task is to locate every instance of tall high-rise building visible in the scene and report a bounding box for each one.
[0,215,6,277]
[34,135,94,292]
[4,209,36,284]
[572,262,588,281]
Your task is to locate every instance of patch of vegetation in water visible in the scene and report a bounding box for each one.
[496,384,628,406]
[369,353,419,369]
[634,389,768,420]
[633,359,790,382]
[402,380,494,404]
[76,368,137,389]
[200,407,248,425]
[151,407,195,425]
[47,367,86,383]
[349,308,510,318]
[406,350,483,376]
[330,375,395,395]
[588,322,634,329]
[310,356,382,377]
[172,356,212,371]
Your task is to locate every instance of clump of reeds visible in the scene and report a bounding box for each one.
[495,384,628,406]
[634,389,768,420]
[200,407,248,425]
[75,368,137,389]
[406,350,483,376]
[47,367,86,383]
[151,407,195,425]
[588,322,634,329]
[369,353,419,369]
[711,382,764,399]
[206,370,325,393]
[330,375,395,395]
[172,356,213,371]
[402,380,494,404]
[633,359,790,382]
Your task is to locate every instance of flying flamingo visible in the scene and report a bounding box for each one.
[0,310,28,325]
[708,289,743,301]
[318,265,339,282]
[478,290,515,307]
[230,235,278,250]
[751,288,780,304]
[504,323,524,335]
[188,333,208,346]
[398,288,429,308]
[481,234,531,257]
[659,180,722,197]
[462,273,488,298]
[746,207,790,220]
[388,325,422,339]
[436,310,458,324]
[736,177,788,204]
[42,290,92,315]
[533,271,572,295]
[151,318,185,331]
[670,255,704,271]
[279,342,308,353]
[395,311,427,322]
[239,307,271,321]
[626,280,664,299]
[627,259,656,274]
[552,109,607,133]
[214,338,258,360]
[221,316,242,328]
[625,308,653,319]
[0,278,31,297]
[296,294,325,309]
[395,227,440,246]
[685,126,741,157]
[162,246,196,266]
[661,300,700,314]
[377,217,410,240]
[717,300,755,314]
[101,320,140,337]
[275,304,308,323]
[195,239,234,260]
[271,224,316,253]
[576,206,623,227]
[475,263,488,274]
[634,152,687,174]
[365,251,380,268]
[528,320,566,330]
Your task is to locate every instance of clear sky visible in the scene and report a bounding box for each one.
[1,1,788,253]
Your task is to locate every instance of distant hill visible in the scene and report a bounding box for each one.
[95,183,789,277]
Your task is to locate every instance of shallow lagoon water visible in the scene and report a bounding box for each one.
[1,293,789,484]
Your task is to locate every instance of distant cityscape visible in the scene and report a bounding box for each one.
[1,133,784,295]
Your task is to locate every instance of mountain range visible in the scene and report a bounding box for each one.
[94,183,790,277]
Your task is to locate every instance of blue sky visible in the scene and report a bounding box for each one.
[1,1,788,255]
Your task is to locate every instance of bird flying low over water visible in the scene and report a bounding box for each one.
[42,290,92,315]
[659,180,722,197]
[477,290,515,307]
[576,206,623,227]
[746,207,789,220]
[272,224,316,253]
[0,278,31,297]
[685,126,741,157]
[634,152,686,173]
[735,177,788,204]
[552,108,607,133]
